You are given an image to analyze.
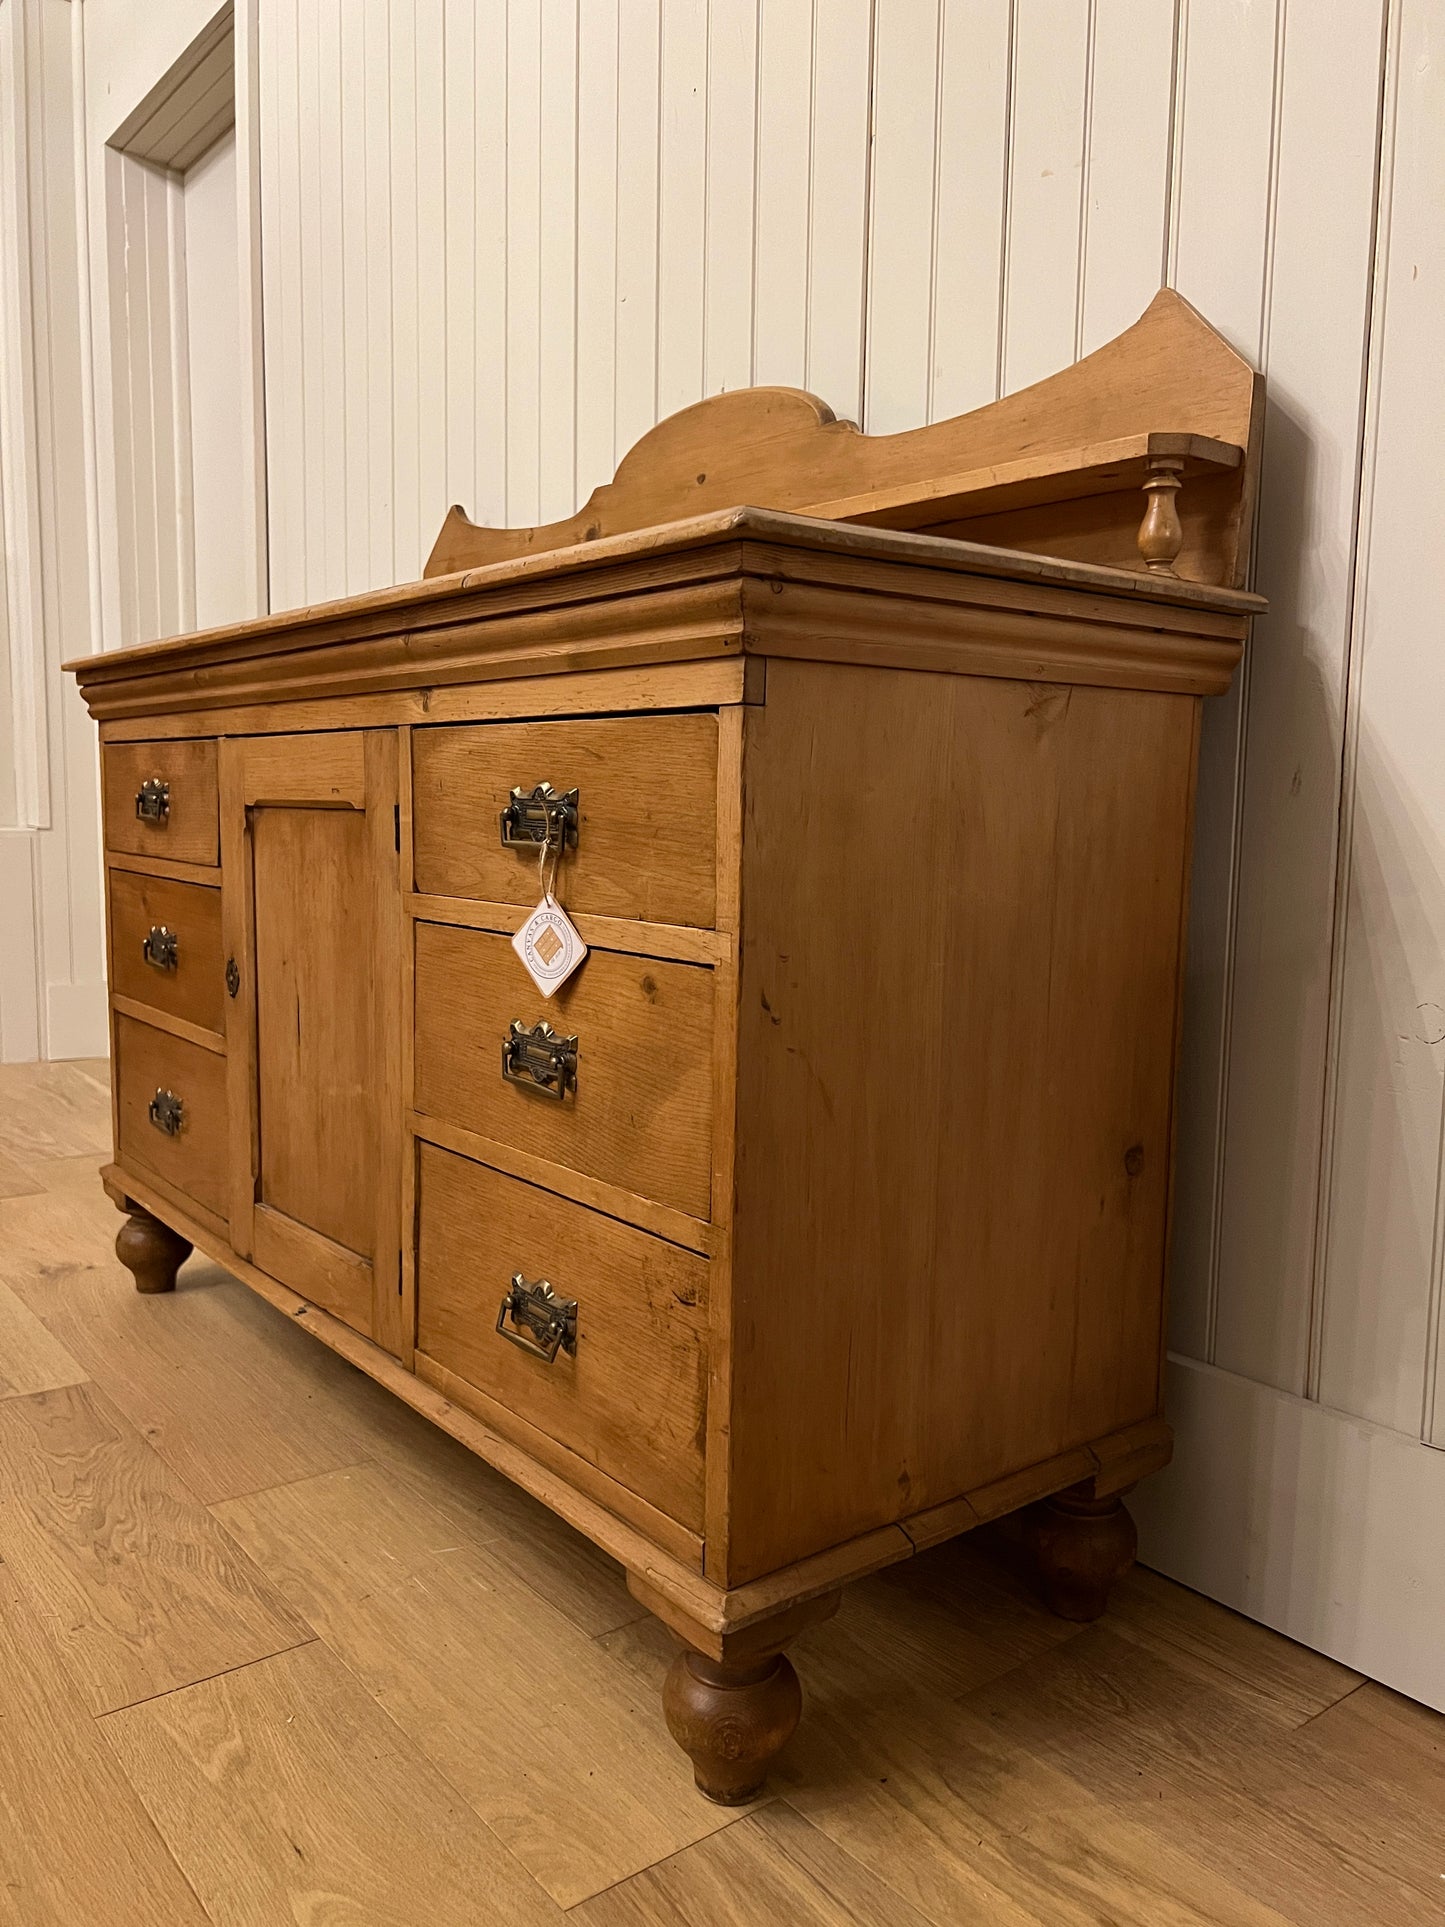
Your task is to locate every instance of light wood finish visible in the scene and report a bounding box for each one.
[68,511,1258,727]
[5,1063,1433,1926]
[114,1012,229,1223]
[0,1275,87,1399]
[108,869,224,1035]
[720,659,1195,1583]
[109,993,225,1055]
[413,711,721,928]
[0,1379,305,1715]
[0,1563,211,1925]
[425,289,1261,588]
[224,732,403,1350]
[96,653,760,741]
[410,1108,720,1256]
[415,921,716,1220]
[416,1143,708,1530]
[408,890,732,966]
[102,738,219,865]
[72,304,1267,1800]
[102,1641,562,1927]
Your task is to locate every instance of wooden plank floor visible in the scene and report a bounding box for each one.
[1,1058,1440,1926]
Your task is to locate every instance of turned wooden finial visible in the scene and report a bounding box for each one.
[1137,454,1186,574]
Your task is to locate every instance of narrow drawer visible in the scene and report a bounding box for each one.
[416,1144,707,1530]
[412,713,719,928]
[413,921,714,1220]
[109,871,225,1035]
[115,1012,228,1222]
[103,739,219,866]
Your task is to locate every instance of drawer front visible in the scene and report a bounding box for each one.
[412,713,719,928]
[115,1012,228,1221]
[103,739,219,866]
[413,922,714,1220]
[109,871,225,1034]
[416,1144,707,1529]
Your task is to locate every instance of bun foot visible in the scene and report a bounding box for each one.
[1027,1486,1137,1622]
[662,1649,803,1805]
[115,1208,192,1295]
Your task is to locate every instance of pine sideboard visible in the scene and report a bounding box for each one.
[70,290,1265,1801]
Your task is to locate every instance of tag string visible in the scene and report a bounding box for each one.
[537,817,564,903]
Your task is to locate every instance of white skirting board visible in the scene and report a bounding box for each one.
[1135,1354,1445,1713]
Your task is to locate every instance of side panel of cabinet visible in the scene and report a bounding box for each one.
[220,733,404,1356]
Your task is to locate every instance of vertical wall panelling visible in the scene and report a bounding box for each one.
[1211,0,1387,1395]
[505,0,542,527]
[752,0,814,388]
[537,0,579,524]
[613,4,661,468]
[864,0,941,432]
[701,0,757,400]
[0,0,51,832]
[441,0,477,534]
[315,3,347,596]
[388,0,422,580]
[414,0,449,567]
[1076,0,1177,355]
[1166,0,1284,1361]
[574,0,619,504]
[803,0,872,420]
[927,0,1011,422]
[656,0,707,423]
[999,0,1090,396]
[1318,0,1445,1440]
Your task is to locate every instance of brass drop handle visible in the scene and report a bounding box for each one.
[142,925,178,972]
[135,777,170,824]
[148,1088,184,1136]
[496,1273,577,1363]
[501,1019,577,1100]
[499,782,579,851]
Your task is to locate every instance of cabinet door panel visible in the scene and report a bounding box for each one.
[221,733,403,1355]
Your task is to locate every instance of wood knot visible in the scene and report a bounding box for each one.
[1124,1144,1145,1177]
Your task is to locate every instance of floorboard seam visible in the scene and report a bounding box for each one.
[91,1635,323,1721]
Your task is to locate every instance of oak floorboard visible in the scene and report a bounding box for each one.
[0,1145,44,1198]
[0,1381,310,1714]
[1139,1682,1445,1927]
[213,1462,751,1907]
[0,1059,112,1162]
[774,1667,1298,1927]
[0,1272,88,1398]
[0,1560,210,1927]
[102,1641,562,1927]
[1104,1562,1364,1726]
[575,1802,940,1927]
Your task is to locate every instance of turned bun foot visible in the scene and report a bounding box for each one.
[1027,1487,1137,1622]
[115,1209,192,1295]
[662,1649,803,1804]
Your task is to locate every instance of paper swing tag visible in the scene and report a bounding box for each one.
[512,893,587,998]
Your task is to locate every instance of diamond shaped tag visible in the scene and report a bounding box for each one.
[512,893,587,998]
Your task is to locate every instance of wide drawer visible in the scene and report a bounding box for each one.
[412,713,719,928]
[115,1012,228,1222]
[103,739,219,866]
[413,921,714,1220]
[415,1144,707,1530]
[109,870,225,1035]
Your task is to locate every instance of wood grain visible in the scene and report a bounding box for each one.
[114,1012,230,1223]
[0,1381,307,1714]
[0,1059,112,1163]
[425,290,1260,588]
[412,710,720,928]
[213,1462,744,1906]
[416,1144,707,1531]
[252,801,375,1255]
[102,738,219,866]
[0,1274,87,1399]
[0,1564,210,1925]
[102,1641,562,1927]
[724,658,1197,1583]
[576,1803,938,1927]
[107,869,225,1035]
[414,920,716,1219]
